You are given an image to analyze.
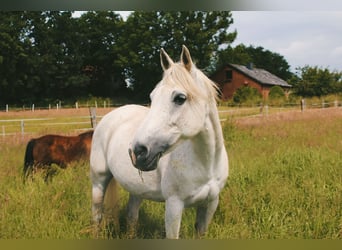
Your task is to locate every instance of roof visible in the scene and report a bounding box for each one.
[228,63,292,88]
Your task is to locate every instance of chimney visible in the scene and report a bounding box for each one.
[246,62,254,70]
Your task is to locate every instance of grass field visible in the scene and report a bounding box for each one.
[0,107,341,239]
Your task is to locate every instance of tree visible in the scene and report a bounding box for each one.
[77,11,127,98]
[0,12,29,104]
[290,66,342,97]
[119,11,237,101]
[0,11,238,104]
[216,44,251,66]
[20,11,90,104]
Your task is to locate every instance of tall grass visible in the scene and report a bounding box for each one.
[0,108,341,239]
[220,109,341,239]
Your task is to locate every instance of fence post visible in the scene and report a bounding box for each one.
[6,104,8,112]
[264,105,269,116]
[89,107,97,129]
[75,102,79,109]
[32,104,35,112]
[301,99,305,112]
[259,103,264,114]
[21,120,25,135]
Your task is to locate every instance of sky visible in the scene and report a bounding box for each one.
[229,11,342,72]
[77,11,342,73]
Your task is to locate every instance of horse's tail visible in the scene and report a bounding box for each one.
[23,139,35,182]
[103,178,120,230]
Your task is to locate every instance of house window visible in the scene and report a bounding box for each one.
[225,70,232,82]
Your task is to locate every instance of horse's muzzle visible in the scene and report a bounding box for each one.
[128,144,162,171]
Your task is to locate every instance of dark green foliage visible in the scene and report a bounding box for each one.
[290,65,342,97]
[233,86,262,104]
[269,86,285,99]
[0,11,236,105]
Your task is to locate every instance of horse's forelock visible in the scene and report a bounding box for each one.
[162,63,218,103]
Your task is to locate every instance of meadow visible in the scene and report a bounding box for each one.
[0,106,341,239]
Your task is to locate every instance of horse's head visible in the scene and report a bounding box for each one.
[129,45,218,171]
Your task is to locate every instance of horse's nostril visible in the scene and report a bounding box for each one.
[134,144,148,159]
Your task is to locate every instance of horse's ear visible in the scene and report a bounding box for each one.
[160,48,174,71]
[181,45,193,72]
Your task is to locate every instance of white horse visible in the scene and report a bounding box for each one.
[90,45,229,239]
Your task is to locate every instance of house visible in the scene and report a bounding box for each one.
[211,63,292,100]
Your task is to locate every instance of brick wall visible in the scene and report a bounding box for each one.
[211,65,270,100]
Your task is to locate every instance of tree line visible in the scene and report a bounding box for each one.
[0,11,341,106]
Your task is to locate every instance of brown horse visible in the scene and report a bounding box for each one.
[23,130,93,182]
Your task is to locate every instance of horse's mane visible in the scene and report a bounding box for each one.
[162,62,219,104]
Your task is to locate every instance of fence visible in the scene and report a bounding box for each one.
[2,100,116,113]
[0,108,99,137]
[1,100,341,137]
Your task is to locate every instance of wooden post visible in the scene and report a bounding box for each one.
[32,104,35,112]
[264,105,269,117]
[89,107,97,129]
[259,103,264,114]
[6,104,8,112]
[301,99,305,112]
[75,102,79,109]
[21,120,25,135]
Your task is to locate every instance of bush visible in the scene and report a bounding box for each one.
[233,86,262,104]
[269,86,285,99]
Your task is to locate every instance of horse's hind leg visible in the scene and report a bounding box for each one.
[126,194,142,238]
[195,196,219,238]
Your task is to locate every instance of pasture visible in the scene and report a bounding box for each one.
[0,106,341,239]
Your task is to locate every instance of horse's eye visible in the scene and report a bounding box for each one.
[173,93,187,105]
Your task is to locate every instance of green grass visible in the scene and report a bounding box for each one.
[0,108,341,239]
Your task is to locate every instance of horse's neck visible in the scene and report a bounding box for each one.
[191,102,224,171]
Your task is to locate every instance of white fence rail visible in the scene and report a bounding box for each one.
[0,110,101,137]
[1,100,341,137]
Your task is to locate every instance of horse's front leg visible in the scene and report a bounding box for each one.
[195,196,219,237]
[91,174,112,236]
[126,194,142,238]
[165,197,184,239]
